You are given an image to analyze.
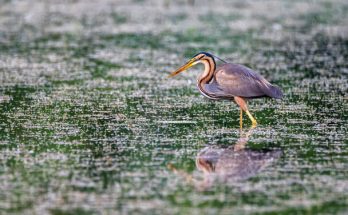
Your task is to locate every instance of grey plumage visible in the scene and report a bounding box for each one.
[204,63,283,99]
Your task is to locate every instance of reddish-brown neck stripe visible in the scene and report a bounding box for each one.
[197,57,216,98]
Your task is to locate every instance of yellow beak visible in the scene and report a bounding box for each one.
[168,58,197,78]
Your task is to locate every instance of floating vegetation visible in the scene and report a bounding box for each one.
[0,0,347,214]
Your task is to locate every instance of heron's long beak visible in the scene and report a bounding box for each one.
[168,58,197,78]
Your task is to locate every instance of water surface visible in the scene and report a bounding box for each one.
[0,0,347,214]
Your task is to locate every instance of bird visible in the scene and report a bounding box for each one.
[168,52,283,127]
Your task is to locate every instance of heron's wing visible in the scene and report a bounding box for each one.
[203,82,234,99]
[213,63,283,99]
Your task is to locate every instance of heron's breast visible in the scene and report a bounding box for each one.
[196,82,222,100]
[198,81,235,100]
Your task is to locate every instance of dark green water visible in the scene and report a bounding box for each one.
[0,1,347,214]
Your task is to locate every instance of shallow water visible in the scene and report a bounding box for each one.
[0,0,347,214]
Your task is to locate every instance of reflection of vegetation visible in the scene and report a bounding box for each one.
[298,2,348,30]
[111,12,128,24]
[0,86,39,145]
[85,58,122,79]
[260,33,348,79]
[199,12,241,25]
[168,13,187,23]
[50,208,96,215]
[99,33,164,49]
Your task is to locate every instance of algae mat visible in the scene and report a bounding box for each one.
[0,0,347,214]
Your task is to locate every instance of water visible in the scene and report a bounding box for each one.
[0,0,347,214]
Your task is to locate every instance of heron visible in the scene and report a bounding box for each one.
[168,52,283,127]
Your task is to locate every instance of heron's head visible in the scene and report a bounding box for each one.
[168,52,215,77]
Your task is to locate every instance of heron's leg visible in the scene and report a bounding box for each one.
[246,110,257,127]
[234,96,257,127]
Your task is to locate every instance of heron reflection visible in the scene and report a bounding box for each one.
[168,128,281,189]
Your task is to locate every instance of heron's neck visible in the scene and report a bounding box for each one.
[198,58,216,84]
[198,57,216,94]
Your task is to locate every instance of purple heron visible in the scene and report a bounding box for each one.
[168,52,283,127]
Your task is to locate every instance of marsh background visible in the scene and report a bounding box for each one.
[0,0,347,214]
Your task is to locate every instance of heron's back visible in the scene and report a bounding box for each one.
[203,63,283,99]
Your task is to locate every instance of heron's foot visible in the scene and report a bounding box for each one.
[245,110,258,128]
[251,120,257,128]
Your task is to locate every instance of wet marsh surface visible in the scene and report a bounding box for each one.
[0,0,347,214]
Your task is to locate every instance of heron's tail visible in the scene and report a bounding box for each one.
[267,85,283,99]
